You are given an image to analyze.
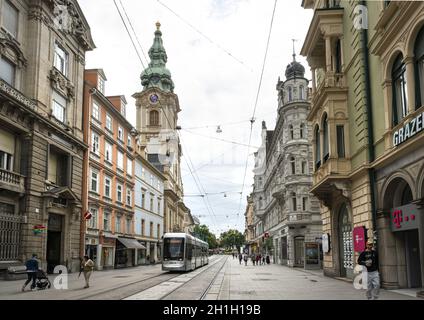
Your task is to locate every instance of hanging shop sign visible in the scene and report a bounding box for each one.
[390,203,420,232]
[353,226,367,252]
[33,225,46,235]
[305,243,319,265]
[322,233,330,253]
[393,112,424,147]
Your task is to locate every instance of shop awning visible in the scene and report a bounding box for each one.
[117,237,146,249]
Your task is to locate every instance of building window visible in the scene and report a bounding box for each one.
[150,222,153,237]
[302,197,308,211]
[48,147,70,186]
[104,211,111,231]
[106,114,113,131]
[289,125,294,140]
[127,134,132,147]
[117,151,124,170]
[126,218,131,234]
[92,101,100,121]
[54,43,68,76]
[127,158,132,176]
[0,150,13,171]
[121,103,126,117]
[300,123,305,139]
[158,199,161,215]
[392,54,408,126]
[336,125,345,158]
[126,188,132,206]
[115,215,121,233]
[292,193,297,212]
[322,114,329,162]
[117,184,123,203]
[415,26,424,109]
[150,195,154,212]
[90,170,99,193]
[52,90,66,123]
[104,176,112,198]
[105,142,113,163]
[98,76,105,94]
[315,125,321,170]
[150,110,159,126]
[0,56,15,86]
[88,208,98,229]
[141,219,145,236]
[335,39,342,73]
[290,157,296,175]
[141,190,146,208]
[91,132,99,155]
[118,126,123,141]
[2,1,18,38]
[299,86,304,100]
[157,224,160,238]
[288,86,293,102]
[301,161,307,174]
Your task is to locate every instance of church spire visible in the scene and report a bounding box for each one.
[140,22,175,92]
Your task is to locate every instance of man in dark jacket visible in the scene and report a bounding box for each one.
[358,240,380,300]
[22,254,39,292]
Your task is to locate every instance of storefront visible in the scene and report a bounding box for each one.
[101,237,116,270]
[115,237,145,268]
[136,241,147,265]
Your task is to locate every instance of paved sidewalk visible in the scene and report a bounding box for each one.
[217,257,420,300]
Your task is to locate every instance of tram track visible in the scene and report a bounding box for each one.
[199,255,228,300]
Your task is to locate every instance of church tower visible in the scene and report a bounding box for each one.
[133,23,188,233]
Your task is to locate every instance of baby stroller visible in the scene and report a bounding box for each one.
[35,269,51,290]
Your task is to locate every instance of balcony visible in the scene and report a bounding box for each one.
[286,214,312,225]
[0,169,25,194]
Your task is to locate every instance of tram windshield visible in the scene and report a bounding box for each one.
[163,238,185,260]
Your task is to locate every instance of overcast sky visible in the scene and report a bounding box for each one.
[78,0,313,237]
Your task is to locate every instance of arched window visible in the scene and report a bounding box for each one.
[290,157,296,175]
[291,192,297,211]
[415,26,424,109]
[299,85,304,100]
[392,54,408,125]
[323,114,329,162]
[300,123,305,139]
[149,110,159,126]
[315,125,321,170]
[301,161,307,174]
[288,86,293,102]
[289,125,294,140]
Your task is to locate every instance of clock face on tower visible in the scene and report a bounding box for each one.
[149,94,159,104]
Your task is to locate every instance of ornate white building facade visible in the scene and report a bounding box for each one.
[252,56,322,268]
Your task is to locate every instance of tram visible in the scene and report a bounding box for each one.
[162,233,209,272]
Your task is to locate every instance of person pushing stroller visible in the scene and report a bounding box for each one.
[22,254,39,292]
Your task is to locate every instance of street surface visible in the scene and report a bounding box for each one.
[0,255,419,300]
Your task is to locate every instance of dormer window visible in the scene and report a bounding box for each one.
[54,43,68,76]
[1,1,18,38]
[98,76,105,94]
[121,101,126,117]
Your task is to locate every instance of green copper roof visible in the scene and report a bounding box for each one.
[141,22,175,93]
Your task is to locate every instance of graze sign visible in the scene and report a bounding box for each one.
[353,226,366,252]
[390,204,420,232]
[393,112,424,147]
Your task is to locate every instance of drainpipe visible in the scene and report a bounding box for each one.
[360,1,378,244]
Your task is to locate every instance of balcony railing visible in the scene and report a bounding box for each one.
[287,214,312,224]
[0,169,25,193]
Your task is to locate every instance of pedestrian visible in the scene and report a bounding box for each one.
[251,254,255,265]
[262,255,265,265]
[22,253,39,292]
[266,255,270,265]
[358,240,380,300]
[243,253,248,266]
[256,254,261,266]
[238,253,242,265]
[81,255,95,289]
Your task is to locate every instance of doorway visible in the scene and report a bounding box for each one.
[338,204,353,278]
[405,229,422,288]
[294,236,305,267]
[46,214,63,274]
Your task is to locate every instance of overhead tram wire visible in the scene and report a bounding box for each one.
[118,0,150,64]
[113,0,147,69]
[237,0,278,217]
[155,0,253,73]
[181,128,259,148]
[113,1,221,231]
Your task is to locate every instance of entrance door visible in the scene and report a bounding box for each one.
[47,214,63,274]
[294,237,305,267]
[339,204,353,278]
[405,230,422,288]
[281,237,288,265]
